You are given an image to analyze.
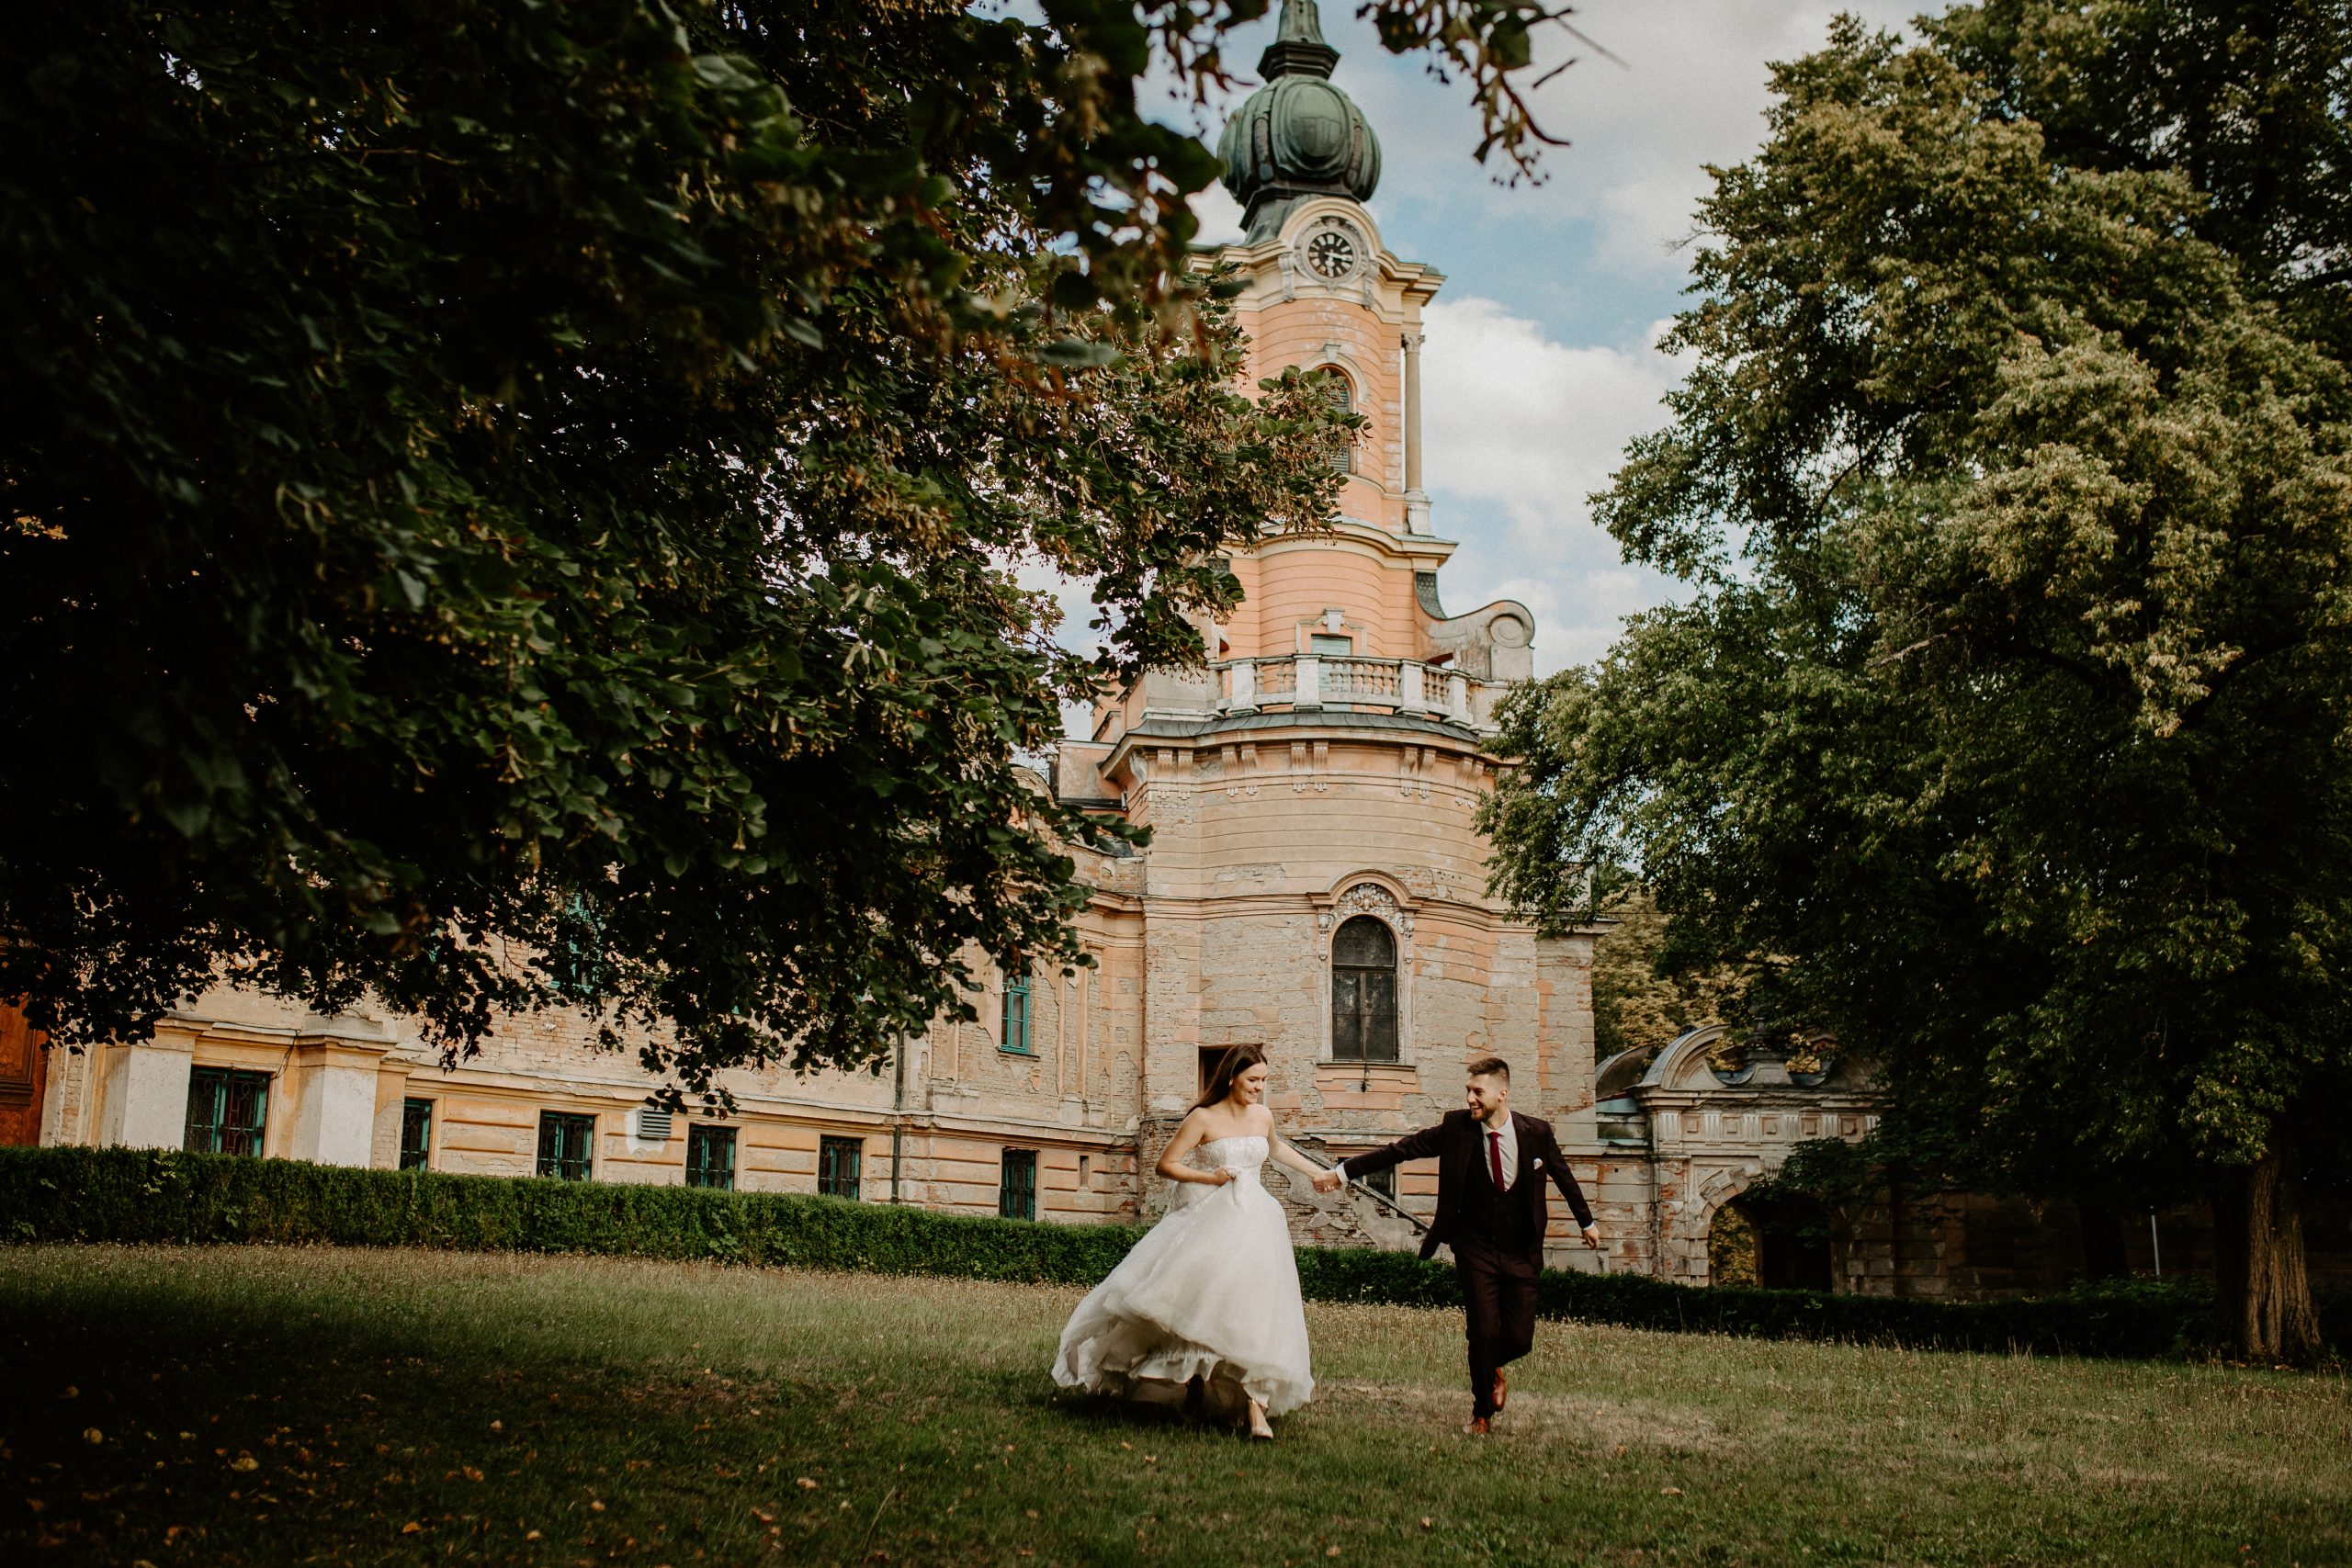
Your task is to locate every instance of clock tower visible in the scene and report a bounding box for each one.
[1055,0,1602,1254]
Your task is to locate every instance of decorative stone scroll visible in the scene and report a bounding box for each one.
[1317,881,1414,936]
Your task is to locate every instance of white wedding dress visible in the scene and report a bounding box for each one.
[1052,1134,1315,1416]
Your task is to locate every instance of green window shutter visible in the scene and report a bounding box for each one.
[1001,977,1032,1055]
[186,1067,270,1156]
[685,1124,737,1191]
[818,1136,863,1200]
[398,1099,434,1171]
[537,1111,595,1180]
[999,1149,1037,1221]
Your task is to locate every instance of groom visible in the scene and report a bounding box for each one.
[1313,1056,1599,1434]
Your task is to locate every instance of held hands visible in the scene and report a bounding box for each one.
[1310,1168,1344,1194]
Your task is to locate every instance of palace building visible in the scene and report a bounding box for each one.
[18,0,2275,1298]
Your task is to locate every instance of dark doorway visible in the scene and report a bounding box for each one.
[1744,1191,1836,1292]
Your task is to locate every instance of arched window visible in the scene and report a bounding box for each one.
[1316,367,1355,474]
[1330,916,1398,1062]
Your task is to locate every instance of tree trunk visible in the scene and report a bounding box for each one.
[2076,1199,2128,1280]
[2213,1130,2325,1365]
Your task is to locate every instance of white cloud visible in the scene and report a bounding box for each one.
[1419,298,1688,671]
[1351,0,1929,283]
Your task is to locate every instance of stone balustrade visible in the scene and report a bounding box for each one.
[1214,655,1489,726]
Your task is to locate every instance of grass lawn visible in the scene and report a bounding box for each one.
[1,1246,2346,1566]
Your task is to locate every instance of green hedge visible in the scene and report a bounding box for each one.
[1,1145,2309,1360]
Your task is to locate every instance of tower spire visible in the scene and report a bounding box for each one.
[1258,0,1340,81]
[1217,0,1382,238]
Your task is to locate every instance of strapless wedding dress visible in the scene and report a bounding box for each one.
[1052,1134,1315,1416]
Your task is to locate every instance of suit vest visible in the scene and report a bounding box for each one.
[1457,1133,1532,1247]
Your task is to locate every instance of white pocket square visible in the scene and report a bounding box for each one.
[1532,1159,1544,1169]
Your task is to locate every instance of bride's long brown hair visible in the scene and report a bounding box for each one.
[1193,1044,1269,1111]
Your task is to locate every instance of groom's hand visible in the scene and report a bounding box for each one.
[1311,1168,1344,1194]
[1580,1224,1601,1250]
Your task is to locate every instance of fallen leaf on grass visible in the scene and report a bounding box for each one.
[1327,1548,1341,1559]
[589,1500,605,1513]
[83,1428,103,1446]
[526,1529,543,1541]
[1419,1518,1433,1529]
[797,1478,819,1491]
[752,1509,775,1525]
[462,1467,484,1483]
[230,1456,258,1472]
[1660,1487,1684,1497]
[401,1521,423,1535]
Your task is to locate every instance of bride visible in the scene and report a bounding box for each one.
[1052,1044,1321,1438]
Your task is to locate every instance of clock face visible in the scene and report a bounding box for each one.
[1305,227,1358,279]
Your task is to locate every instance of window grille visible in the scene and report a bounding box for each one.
[1000,976,1033,1055]
[398,1098,434,1171]
[685,1123,736,1190]
[1364,1166,1396,1202]
[1309,633,1354,657]
[184,1067,270,1157]
[1330,916,1400,1063]
[999,1149,1038,1221]
[537,1111,596,1181]
[818,1135,863,1200]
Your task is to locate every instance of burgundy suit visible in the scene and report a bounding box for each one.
[1340,1109,1593,1420]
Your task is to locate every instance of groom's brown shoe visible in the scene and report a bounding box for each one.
[1491,1370,1508,1413]
[1461,1416,1490,1437]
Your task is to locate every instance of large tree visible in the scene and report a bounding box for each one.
[1484,1,2352,1362]
[1,0,1574,1092]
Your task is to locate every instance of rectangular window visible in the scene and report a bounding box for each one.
[398,1098,434,1171]
[1000,977,1032,1055]
[999,1149,1038,1221]
[817,1135,863,1200]
[685,1123,736,1190]
[1363,1165,1396,1202]
[537,1111,596,1181]
[1309,634,1354,657]
[184,1067,269,1157]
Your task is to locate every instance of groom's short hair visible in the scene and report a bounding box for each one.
[1465,1056,1510,1083]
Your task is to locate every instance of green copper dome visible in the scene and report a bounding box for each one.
[1217,1,1381,240]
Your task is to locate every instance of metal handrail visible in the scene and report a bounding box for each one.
[1288,1144,1431,1235]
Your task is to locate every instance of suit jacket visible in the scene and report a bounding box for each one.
[1340,1108,1594,1266]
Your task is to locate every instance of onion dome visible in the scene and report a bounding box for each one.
[1216,1,1382,240]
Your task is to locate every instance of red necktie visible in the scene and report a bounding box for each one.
[1488,1130,1505,1190]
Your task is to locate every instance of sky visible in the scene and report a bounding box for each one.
[1149,0,1938,679]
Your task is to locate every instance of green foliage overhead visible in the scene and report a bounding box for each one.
[1481,2,2352,1359]
[0,1,1577,1089]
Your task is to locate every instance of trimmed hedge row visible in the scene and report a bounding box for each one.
[0,1145,2278,1359]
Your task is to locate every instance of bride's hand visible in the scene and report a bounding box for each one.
[1207,1168,1237,1186]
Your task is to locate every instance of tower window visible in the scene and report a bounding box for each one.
[1309,634,1354,658]
[1316,368,1354,474]
[1330,916,1399,1063]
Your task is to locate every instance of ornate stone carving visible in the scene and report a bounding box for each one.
[1317,881,1413,936]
